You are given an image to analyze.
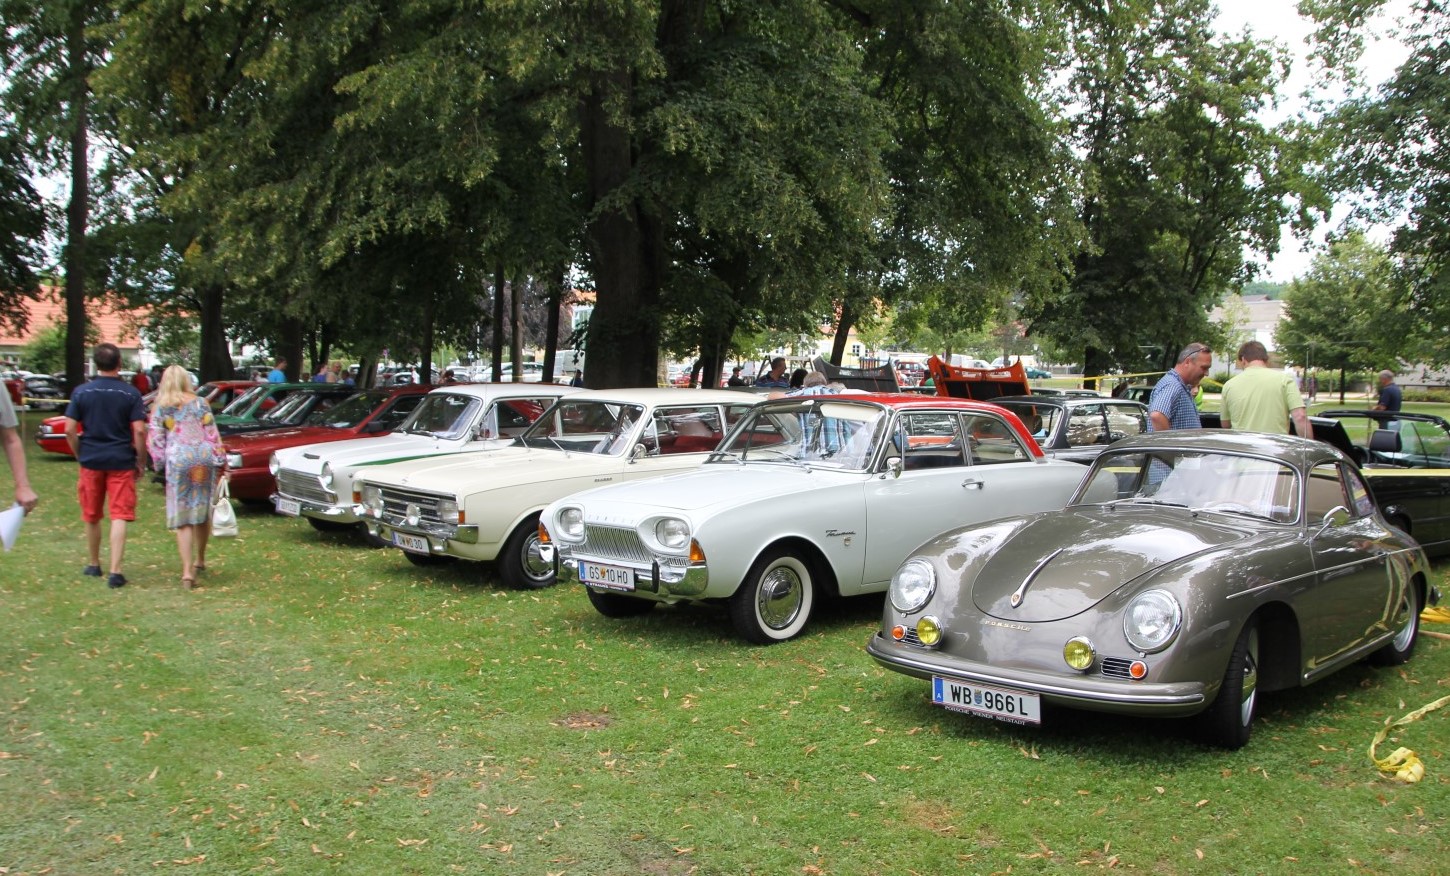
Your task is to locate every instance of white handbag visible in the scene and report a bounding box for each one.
[211,477,239,537]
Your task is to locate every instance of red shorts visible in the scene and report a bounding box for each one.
[77,468,138,523]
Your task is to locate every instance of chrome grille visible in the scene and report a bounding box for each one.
[376,486,451,527]
[577,524,653,565]
[276,468,335,505]
[1100,657,1135,679]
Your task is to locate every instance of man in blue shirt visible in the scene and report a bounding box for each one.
[1148,342,1212,432]
[267,357,287,383]
[64,343,148,588]
[754,357,790,388]
[1374,370,1402,412]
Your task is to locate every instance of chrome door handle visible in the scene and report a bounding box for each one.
[962,478,984,490]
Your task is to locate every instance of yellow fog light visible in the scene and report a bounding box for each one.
[915,616,942,647]
[1063,637,1095,672]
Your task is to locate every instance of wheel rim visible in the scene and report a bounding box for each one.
[1390,590,1417,651]
[1239,627,1259,727]
[757,563,805,631]
[519,532,552,582]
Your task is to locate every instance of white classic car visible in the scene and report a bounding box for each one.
[539,394,1088,643]
[270,382,579,535]
[355,388,759,589]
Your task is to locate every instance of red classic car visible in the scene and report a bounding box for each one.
[34,379,258,457]
[222,385,432,502]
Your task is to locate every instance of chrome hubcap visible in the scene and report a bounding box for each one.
[758,565,804,630]
[1390,591,1416,651]
[522,534,551,580]
[1239,627,1259,726]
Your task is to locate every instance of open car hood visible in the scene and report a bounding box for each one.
[970,508,1247,623]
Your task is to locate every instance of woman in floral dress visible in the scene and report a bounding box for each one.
[147,365,227,589]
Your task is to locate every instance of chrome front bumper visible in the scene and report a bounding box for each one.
[554,552,709,598]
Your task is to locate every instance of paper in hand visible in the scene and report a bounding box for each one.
[0,503,22,552]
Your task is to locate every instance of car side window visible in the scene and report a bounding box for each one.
[962,413,1031,464]
[1341,465,1376,517]
[1305,462,1354,522]
[650,405,726,455]
[896,412,966,470]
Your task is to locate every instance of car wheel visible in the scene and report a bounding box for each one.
[306,517,354,533]
[403,549,454,567]
[1197,619,1259,749]
[729,548,815,644]
[586,587,657,618]
[1369,582,1421,666]
[499,515,555,590]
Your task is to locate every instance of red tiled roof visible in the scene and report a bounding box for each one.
[0,286,144,348]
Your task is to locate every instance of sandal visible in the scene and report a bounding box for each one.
[194,564,206,574]
[182,576,195,591]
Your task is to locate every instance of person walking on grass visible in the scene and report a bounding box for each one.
[1,388,38,515]
[148,365,228,591]
[64,343,147,589]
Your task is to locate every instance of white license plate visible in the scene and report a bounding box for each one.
[580,561,635,591]
[392,532,430,554]
[932,677,1041,725]
[275,498,301,517]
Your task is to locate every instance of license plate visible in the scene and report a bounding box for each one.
[932,677,1041,725]
[392,532,430,554]
[580,561,635,591]
[275,498,301,517]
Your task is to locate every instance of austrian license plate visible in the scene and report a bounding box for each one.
[392,532,430,554]
[275,498,301,517]
[932,677,1041,725]
[580,561,635,591]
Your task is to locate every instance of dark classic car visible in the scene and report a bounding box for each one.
[215,383,359,435]
[992,395,1149,464]
[867,430,1435,749]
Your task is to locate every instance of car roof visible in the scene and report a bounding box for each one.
[426,382,578,399]
[1104,428,1349,466]
[563,387,755,404]
[994,394,1146,409]
[750,392,1032,414]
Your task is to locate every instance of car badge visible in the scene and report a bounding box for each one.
[1010,547,1063,608]
[405,503,421,526]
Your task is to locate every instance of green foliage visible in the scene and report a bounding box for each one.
[1276,232,1412,372]
[21,319,95,373]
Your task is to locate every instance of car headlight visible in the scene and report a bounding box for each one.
[360,484,382,515]
[320,462,333,490]
[269,453,281,476]
[655,517,691,550]
[890,558,936,614]
[437,498,460,525]
[1123,589,1182,653]
[558,507,585,540]
[227,452,244,469]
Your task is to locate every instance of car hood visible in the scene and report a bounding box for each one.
[970,507,1249,623]
[356,445,587,493]
[224,424,355,452]
[567,462,851,517]
[278,432,479,473]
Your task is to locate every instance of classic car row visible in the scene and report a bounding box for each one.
[30,377,1444,747]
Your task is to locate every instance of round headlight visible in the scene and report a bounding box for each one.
[1063,636,1096,671]
[268,453,281,476]
[915,616,942,647]
[226,451,244,470]
[655,517,691,550]
[319,462,333,489]
[360,484,382,514]
[1123,589,1182,653]
[890,558,936,614]
[436,498,460,525]
[558,507,584,540]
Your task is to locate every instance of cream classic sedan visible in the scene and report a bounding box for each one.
[355,388,758,588]
[539,394,1087,643]
[270,382,578,535]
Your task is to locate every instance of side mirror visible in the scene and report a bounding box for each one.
[883,456,903,479]
[629,442,649,462]
[1314,505,1351,539]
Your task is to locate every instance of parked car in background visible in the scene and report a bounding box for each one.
[215,383,357,435]
[356,388,757,589]
[18,375,66,411]
[34,379,258,457]
[992,395,1149,465]
[222,385,433,503]
[542,394,1086,643]
[867,430,1434,749]
[271,383,579,534]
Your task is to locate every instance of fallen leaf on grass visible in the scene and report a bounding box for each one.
[396,838,429,847]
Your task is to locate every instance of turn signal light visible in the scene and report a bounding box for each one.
[689,540,706,564]
[537,523,551,545]
[1129,660,1148,679]
[891,625,906,641]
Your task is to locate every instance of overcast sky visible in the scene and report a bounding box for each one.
[1212,0,1413,283]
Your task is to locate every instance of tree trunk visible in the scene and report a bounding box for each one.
[198,283,231,380]
[510,271,524,381]
[490,263,505,382]
[541,269,564,384]
[420,293,435,385]
[63,3,89,390]
[829,303,857,366]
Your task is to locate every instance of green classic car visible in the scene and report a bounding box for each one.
[868,430,1436,749]
[213,382,357,435]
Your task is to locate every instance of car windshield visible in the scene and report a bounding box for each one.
[517,400,648,455]
[258,392,317,424]
[1074,448,1300,524]
[716,399,886,470]
[221,385,270,416]
[398,393,482,440]
[303,391,385,428]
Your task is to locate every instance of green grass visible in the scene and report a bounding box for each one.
[3,409,1448,874]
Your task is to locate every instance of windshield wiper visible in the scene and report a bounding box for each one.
[707,449,745,465]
